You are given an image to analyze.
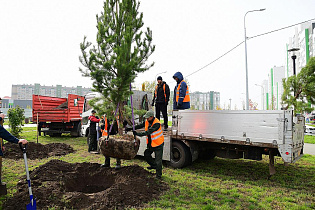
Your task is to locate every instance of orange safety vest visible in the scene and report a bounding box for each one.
[155,84,166,102]
[101,117,108,137]
[145,118,164,147]
[176,80,190,102]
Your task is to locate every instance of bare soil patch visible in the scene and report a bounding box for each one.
[3,142,75,159]
[3,160,168,209]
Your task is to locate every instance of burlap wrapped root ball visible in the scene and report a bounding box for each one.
[99,135,141,160]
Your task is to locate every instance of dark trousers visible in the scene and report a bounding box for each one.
[88,133,97,152]
[105,157,121,166]
[155,103,168,128]
[144,145,164,178]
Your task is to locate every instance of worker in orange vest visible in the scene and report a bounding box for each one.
[131,110,164,179]
[100,115,121,169]
[152,76,170,131]
[173,72,190,110]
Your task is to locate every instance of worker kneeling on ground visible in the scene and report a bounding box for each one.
[128,110,164,179]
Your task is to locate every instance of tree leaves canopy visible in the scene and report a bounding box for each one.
[282,57,315,113]
[79,0,155,108]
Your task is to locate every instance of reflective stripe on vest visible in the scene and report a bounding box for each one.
[101,117,108,137]
[155,84,166,102]
[145,118,164,147]
[176,80,190,102]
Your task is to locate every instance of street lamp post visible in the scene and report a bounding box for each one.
[255,84,265,110]
[287,48,300,97]
[244,8,266,110]
[287,48,300,76]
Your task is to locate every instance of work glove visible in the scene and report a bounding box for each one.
[151,101,154,106]
[133,131,138,136]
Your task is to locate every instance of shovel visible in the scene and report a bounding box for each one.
[19,143,36,210]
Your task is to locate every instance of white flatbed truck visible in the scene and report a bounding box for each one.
[137,109,305,175]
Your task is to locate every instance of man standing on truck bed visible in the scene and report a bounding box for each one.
[152,76,170,131]
[88,110,100,153]
[130,110,164,179]
[173,72,190,110]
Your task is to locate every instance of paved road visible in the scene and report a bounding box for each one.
[3,124,37,129]
[304,143,315,156]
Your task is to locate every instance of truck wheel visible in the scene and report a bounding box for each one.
[169,141,192,168]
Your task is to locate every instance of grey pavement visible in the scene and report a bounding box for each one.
[3,124,37,129]
[304,143,315,156]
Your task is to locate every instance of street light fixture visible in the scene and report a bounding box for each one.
[155,71,167,81]
[244,8,266,110]
[255,84,265,110]
[287,48,300,76]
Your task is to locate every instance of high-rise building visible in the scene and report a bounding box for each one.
[11,84,92,100]
[260,21,314,110]
[190,91,220,110]
[286,22,315,77]
[268,66,285,110]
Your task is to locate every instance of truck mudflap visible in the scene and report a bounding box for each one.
[277,111,304,163]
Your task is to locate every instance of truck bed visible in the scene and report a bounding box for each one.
[33,94,84,123]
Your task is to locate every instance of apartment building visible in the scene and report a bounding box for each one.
[11,83,92,100]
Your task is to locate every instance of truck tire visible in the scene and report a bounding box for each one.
[169,141,192,168]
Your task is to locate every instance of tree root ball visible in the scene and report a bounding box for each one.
[99,135,141,160]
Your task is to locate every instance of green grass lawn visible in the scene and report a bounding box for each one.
[0,129,314,209]
[304,135,315,144]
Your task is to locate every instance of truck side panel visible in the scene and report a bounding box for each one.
[174,110,284,144]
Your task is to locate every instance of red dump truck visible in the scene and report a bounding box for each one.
[32,94,84,137]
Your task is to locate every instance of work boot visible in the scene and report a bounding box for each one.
[156,175,162,180]
[101,157,111,167]
[100,163,110,168]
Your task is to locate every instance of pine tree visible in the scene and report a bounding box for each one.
[79,0,155,134]
[282,57,315,114]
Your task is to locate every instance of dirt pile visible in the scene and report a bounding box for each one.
[3,160,168,209]
[3,142,75,159]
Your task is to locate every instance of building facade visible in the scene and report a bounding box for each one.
[286,22,315,77]
[190,91,220,110]
[259,21,314,110]
[11,83,92,100]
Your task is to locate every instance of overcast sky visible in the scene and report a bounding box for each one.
[1,0,314,109]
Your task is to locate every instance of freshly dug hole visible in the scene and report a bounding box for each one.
[2,159,168,210]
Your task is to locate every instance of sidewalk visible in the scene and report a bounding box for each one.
[304,143,315,156]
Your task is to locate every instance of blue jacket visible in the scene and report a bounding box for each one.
[0,124,19,156]
[173,72,190,110]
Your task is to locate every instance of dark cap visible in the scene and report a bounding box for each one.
[157,76,162,81]
[91,110,96,113]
